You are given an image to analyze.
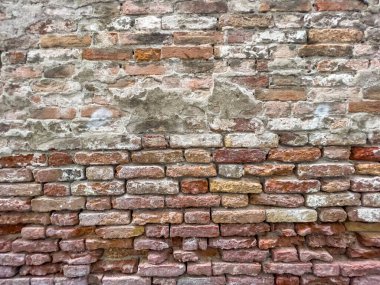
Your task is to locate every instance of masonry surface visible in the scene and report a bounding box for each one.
[0,0,380,284]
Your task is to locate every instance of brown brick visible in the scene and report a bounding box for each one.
[134,48,161,61]
[219,14,272,28]
[256,89,306,101]
[269,147,321,162]
[349,101,380,113]
[40,34,92,48]
[351,147,380,161]
[175,0,227,13]
[214,149,266,163]
[166,164,217,177]
[298,44,353,57]
[173,31,223,44]
[309,29,363,43]
[260,0,311,11]
[74,151,129,165]
[83,48,132,61]
[161,47,213,60]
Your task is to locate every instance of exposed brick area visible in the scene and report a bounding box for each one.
[0,0,380,284]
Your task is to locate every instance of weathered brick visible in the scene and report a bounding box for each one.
[265,179,320,194]
[298,45,353,57]
[161,47,213,60]
[173,31,223,45]
[319,208,347,222]
[221,194,249,208]
[126,179,179,195]
[79,211,131,226]
[0,169,33,183]
[264,262,312,275]
[266,208,317,223]
[132,150,183,164]
[306,192,361,208]
[171,224,219,237]
[166,164,217,177]
[210,178,262,194]
[355,163,380,175]
[133,209,183,225]
[40,34,92,48]
[170,134,222,148]
[135,48,161,62]
[95,226,144,239]
[12,239,58,253]
[86,166,114,180]
[297,163,355,178]
[244,164,294,176]
[113,194,165,209]
[315,0,367,11]
[351,147,380,161]
[33,167,84,182]
[0,183,41,196]
[219,14,272,28]
[181,179,208,194]
[116,165,164,179]
[71,181,124,196]
[309,29,363,43]
[256,89,306,101]
[268,147,321,162]
[31,196,85,212]
[347,208,380,222]
[351,177,380,192]
[0,154,46,168]
[250,193,304,208]
[349,101,380,113]
[214,149,266,163]
[73,151,129,165]
[225,133,279,148]
[260,0,311,11]
[184,149,211,164]
[166,194,220,208]
[212,208,265,224]
[138,261,186,277]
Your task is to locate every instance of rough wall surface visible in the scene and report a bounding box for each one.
[1,0,380,284]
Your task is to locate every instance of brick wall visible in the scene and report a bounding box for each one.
[0,0,380,284]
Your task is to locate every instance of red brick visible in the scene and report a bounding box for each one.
[265,179,320,193]
[276,275,300,285]
[0,225,23,235]
[187,261,212,276]
[256,89,306,101]
[19,263,61,276]
[33,167,84,182]
[12,239,58,253]
[171,224,219,238]
[313,262,340,276]
[315,0,367,11]
[214,149,266,163]
[25,254,51,266]
[221,249,269,262]
[351,147,380,161]
[295,223,346,236]
[161,47,213,60]
[340,260,380,276]
[184,209,210,224]
[166,194,220,208]
[95,225,144,239]
[43,183,70,196]
[125,63,166,75]
[59,239,85,252]
[250,193,304,208]
[92,259,137,274]
[209,237,256,249]
[83,48,132,61]
[138,261,186,277]
[46,226,94,239]
[86,197,111,210]
[272,247,298,262]
[0,213,50,225]
[264,262,312,276]
[221,223,270,237]
[0,154,46,168]
[21,226,45,240]
[0,198,31,211]
[230,76,269,89]
[181,178,208,194]
[71,181,124,196]
[145,225,170,238]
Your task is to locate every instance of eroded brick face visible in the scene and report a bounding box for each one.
[0,0,379,284]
